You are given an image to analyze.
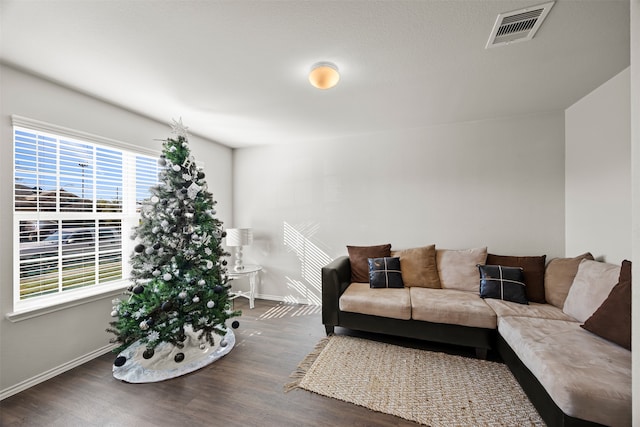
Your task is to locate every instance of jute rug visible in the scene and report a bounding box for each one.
[285,335,544,426]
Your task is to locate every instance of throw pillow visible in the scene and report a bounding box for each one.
[478,265,528,305]
[391,245,441,288]
[486,254,546,303]
[544,252,594,308]
[368,257,404,288]
[581,260,631,350]
[347,244,392,282]
[436,247,487,293]
[562,259,620,322]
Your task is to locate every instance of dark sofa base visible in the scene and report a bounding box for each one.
[326,311,495,359]
[496,334,605,427]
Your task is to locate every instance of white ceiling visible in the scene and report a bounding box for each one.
[0,0,630,148]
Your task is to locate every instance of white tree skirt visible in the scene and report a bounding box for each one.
[112,324,235,383]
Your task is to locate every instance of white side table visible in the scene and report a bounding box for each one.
[228,264,262,309]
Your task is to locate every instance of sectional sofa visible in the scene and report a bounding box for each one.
[321,244,631,427]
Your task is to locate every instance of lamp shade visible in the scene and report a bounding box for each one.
[225,228,253,247]
[309,62,340,89]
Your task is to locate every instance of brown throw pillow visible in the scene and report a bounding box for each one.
[391,245,441,288]
[581,260,631,350]
[487,254,546,303]
[544,252,594,308]
[347,244,392,283]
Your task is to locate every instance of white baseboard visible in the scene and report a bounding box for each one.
[0,343,116,401]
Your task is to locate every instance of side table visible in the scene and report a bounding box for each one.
[228,264,262,309]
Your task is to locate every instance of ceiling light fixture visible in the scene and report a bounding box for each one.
[308,62,340,90]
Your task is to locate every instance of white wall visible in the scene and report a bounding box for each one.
[565,68,631,264]
[630,0,639,422]
[0,64,233,395]
[233,112,566,304]
[565,55,635,419]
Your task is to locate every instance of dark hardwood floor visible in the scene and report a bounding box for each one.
[0,299,480,427]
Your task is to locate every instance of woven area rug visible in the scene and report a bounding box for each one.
[285,335,544,426]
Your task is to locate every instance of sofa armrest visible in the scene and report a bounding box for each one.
[321,256,352,332]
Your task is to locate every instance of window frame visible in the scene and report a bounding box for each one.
[9,115,160,321]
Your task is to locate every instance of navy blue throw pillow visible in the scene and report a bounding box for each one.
[369,257,404,288]
[478,264,528,304]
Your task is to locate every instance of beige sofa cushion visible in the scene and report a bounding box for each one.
[436,247,487,293]
[391,245,441,288]
[544,252,594,308]
[484,299,575,326]
[499,316,631,426]
[582,260,632,350]
[562,259,620,322]
[410,287,496,329]
[339,282,411,320]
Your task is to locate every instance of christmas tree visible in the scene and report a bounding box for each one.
[108,119,240,367]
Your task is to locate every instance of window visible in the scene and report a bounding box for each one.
[12,116,159,314]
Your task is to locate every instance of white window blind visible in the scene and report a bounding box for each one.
[12,117,160,312]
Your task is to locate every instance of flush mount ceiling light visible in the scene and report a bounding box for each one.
[308,62,340,89]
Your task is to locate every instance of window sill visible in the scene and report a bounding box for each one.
[6,282,129,322]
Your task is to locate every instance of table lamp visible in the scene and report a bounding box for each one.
[225,228,253,271]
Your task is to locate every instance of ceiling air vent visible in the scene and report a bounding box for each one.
[486,2,554,48]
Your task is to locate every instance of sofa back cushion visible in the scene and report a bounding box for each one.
[581,260,632,350]
[544,252,594,308]
[391,245,440,288]
[486,254,546,303]
[562,259,620,323]
[347,244,392,282]
[436,247,487,293]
